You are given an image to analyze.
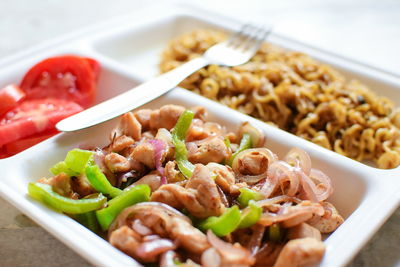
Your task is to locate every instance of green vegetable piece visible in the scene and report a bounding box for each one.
[96,184,151,231]
[237,188,263,207]
[172,110,195,178]
[64,149,94,174]
[28,182,106,214]
[199,205,241,237]
[269,223,281,242]
[228,133,252,166]
[50,161,79,176]
[75,211,100,232]
[85,164,122,198]
[238,200,262,229]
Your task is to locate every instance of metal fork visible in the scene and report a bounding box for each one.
[56,24,271,132]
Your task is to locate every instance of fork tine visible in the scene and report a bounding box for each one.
[244,26,271,54]
[226,24,252,48]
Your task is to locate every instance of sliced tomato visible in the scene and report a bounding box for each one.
[85,57,101,81]
[4,129,58,156]
[0,84,25,116]
[0,98,83,147]
[20,56,97,108]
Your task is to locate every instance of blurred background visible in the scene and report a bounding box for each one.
[0,0,399,266]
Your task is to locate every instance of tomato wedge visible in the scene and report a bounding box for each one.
[0,84,25,116]
[20,56,97,108]
[0,98,83,147]
[3,129,58,156]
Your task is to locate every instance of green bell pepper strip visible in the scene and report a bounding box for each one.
[228,133,252,166]
[199,206,241,237]
[238,200,262,229]
[50,149,94,176]
[28,182,107,214]
[172,110,195,178]
[50,161,79,176]
[96,184,151,231]
[64,149,94,174]
[269,223,281,242]
[237,188,263,207]
[85,164,122,198]
[75,211,100,232]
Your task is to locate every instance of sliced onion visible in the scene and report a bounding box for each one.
[207,230,254,265]
[246,224,266,255]
[267,160,300,197]
[309,168,334,201]
[160,251,179,267]
[148,139,167,185]
[258,202,324,227]
[284,147,312,175]
[135,238,176,260]
[131,219,152,236]
[238,121,265,147]
[296,169,319,202]
[201,248,221,267]
[256,195,302,207]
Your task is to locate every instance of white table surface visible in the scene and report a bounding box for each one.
[0,0,399,266]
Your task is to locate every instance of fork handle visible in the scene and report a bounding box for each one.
[56,57,210,132]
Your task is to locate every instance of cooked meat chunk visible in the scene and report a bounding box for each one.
[206,163,239,194]
[151,164,225,218]
[111,112,142,141]
[130,141,156,169]
[38,173,75,198]
[71,174,95,197]
[150,104,186,130]
[187,136,230,164]
[307,202,344,233]
[110,202,210,255]
[134,109,152,131]
[130,172,162,192]
[274,238,325,267]
[111,135,134,153]
[105,153,131,173]
[287,223,322,241]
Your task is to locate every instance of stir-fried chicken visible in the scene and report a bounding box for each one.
[110,202,210,256]
[274,238,325,267]
[307,202,344,233]
[187,136,230,164]
[151,164,225,218]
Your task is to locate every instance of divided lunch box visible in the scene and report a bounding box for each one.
[0,4,399,267]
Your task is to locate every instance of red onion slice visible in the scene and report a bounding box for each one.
[309,168,334,201]
[284,147,311,175]
[148,139,167,185]
[135,238,176,260]
[267,160,300,197]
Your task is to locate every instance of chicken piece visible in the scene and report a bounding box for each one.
[71,175,95,197]
[164,161,184,183]
[287,223,321,241]
[307,202,344,234]
[38,173,76,198]
[104,153,131,173]
[134,109,152,131]
[109,225,175,263]
[186,119,208,141]
[130,141,156,169]
[130,172,162,192]
[187,136,230,164]
[151,164,225,218]
[273,238,325,267]
[206,163,239,194]
[111,112,142,141]
[110,202,210,255]
[150,105,185,130]
[110,135,134,153]
[109,226,141,259]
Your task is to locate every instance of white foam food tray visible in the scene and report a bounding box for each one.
[0,3,399,267]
